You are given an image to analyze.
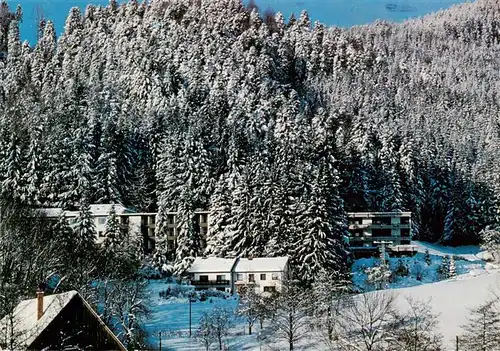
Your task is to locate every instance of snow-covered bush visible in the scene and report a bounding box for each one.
[480,226,500,262]
[411,261,426,281]
[437,256,450,279]
[394,259,409,277]
[365,264,392,290]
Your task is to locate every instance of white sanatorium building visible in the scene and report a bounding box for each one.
[38,205,209,254]
[38,204,413,256]
[188,257,289,294]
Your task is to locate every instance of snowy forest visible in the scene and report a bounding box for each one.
[0,0,500,279]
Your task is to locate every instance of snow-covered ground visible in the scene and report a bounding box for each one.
[144,242,499,350]
[393,270,500,350]
[144,280,257,350]
[352,241,491,291]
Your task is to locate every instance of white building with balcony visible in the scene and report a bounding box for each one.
[188,257,289,295]
[187,257,238,293]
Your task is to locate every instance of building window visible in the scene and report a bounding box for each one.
[249,274,255,282]
[372,229,391,237]
[97,217,106,225]
[200,214,207,223]
[373,217,391,225]
[271,273,279,280]
[168,215,174,224]
[401,217,410,225]
[401,229,410,237]
[264,286,276,293]
[167,228,174,237]
[236,273,243,281]
[401,240,411,245]
[260,274,266,281]
[216,275,226,281]
[199,275,208,282]
[167,240,175,251]
[351,229,363,237]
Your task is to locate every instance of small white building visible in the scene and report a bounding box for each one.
[188,257,238,293]
[188,257,289,295]
[233,257,289,294]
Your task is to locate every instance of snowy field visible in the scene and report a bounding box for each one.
[393,271,500,349]
[14,0,469,44]
[144,241,499,350]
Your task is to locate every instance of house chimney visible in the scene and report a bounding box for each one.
[36,289,44,320]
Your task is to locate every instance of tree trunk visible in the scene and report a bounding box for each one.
[327,306,333,341]
[249,323,252,335]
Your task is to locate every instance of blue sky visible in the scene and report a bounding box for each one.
[12,0,469,44]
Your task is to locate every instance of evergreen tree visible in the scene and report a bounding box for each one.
[449,255,456,278]
[293,162,348,283]
[424,248,432,266]
[438,255,450,279]
[103,204,122,253]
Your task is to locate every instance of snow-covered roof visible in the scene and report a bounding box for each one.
[234,257,289,273]
[0,290,126,350]
[36,204,131,218]
[188,257,238,273]
[88,204,129,216]
[38,207,64,218]
[0,291,78,348]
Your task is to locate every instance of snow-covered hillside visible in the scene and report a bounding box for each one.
[393,271,500,349]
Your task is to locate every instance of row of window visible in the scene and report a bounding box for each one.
[237,273,279,282]
[199,273,280,282]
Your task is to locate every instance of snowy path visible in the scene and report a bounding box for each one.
[412,240,483,261]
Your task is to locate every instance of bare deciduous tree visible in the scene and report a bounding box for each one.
[332,291,397,351]
[271,280,310,350]
[210,307,232,351]
[196,311,216,351]
[389,297,443,351]
[236,285,259,335]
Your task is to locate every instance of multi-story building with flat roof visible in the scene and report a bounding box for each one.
[347,211,415,255]
[39,205,412,257]
[38,206,209,255]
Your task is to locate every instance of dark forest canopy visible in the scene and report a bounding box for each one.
[0,0,499,276]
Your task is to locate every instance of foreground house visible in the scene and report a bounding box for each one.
[188,257,289,294]
[0,290,126,350]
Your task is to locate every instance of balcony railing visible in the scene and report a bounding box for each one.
[191,280,230,286]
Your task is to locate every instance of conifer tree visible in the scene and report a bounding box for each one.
[424,248,432,266]
[449,255,456,278]
[103,204,122,253]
